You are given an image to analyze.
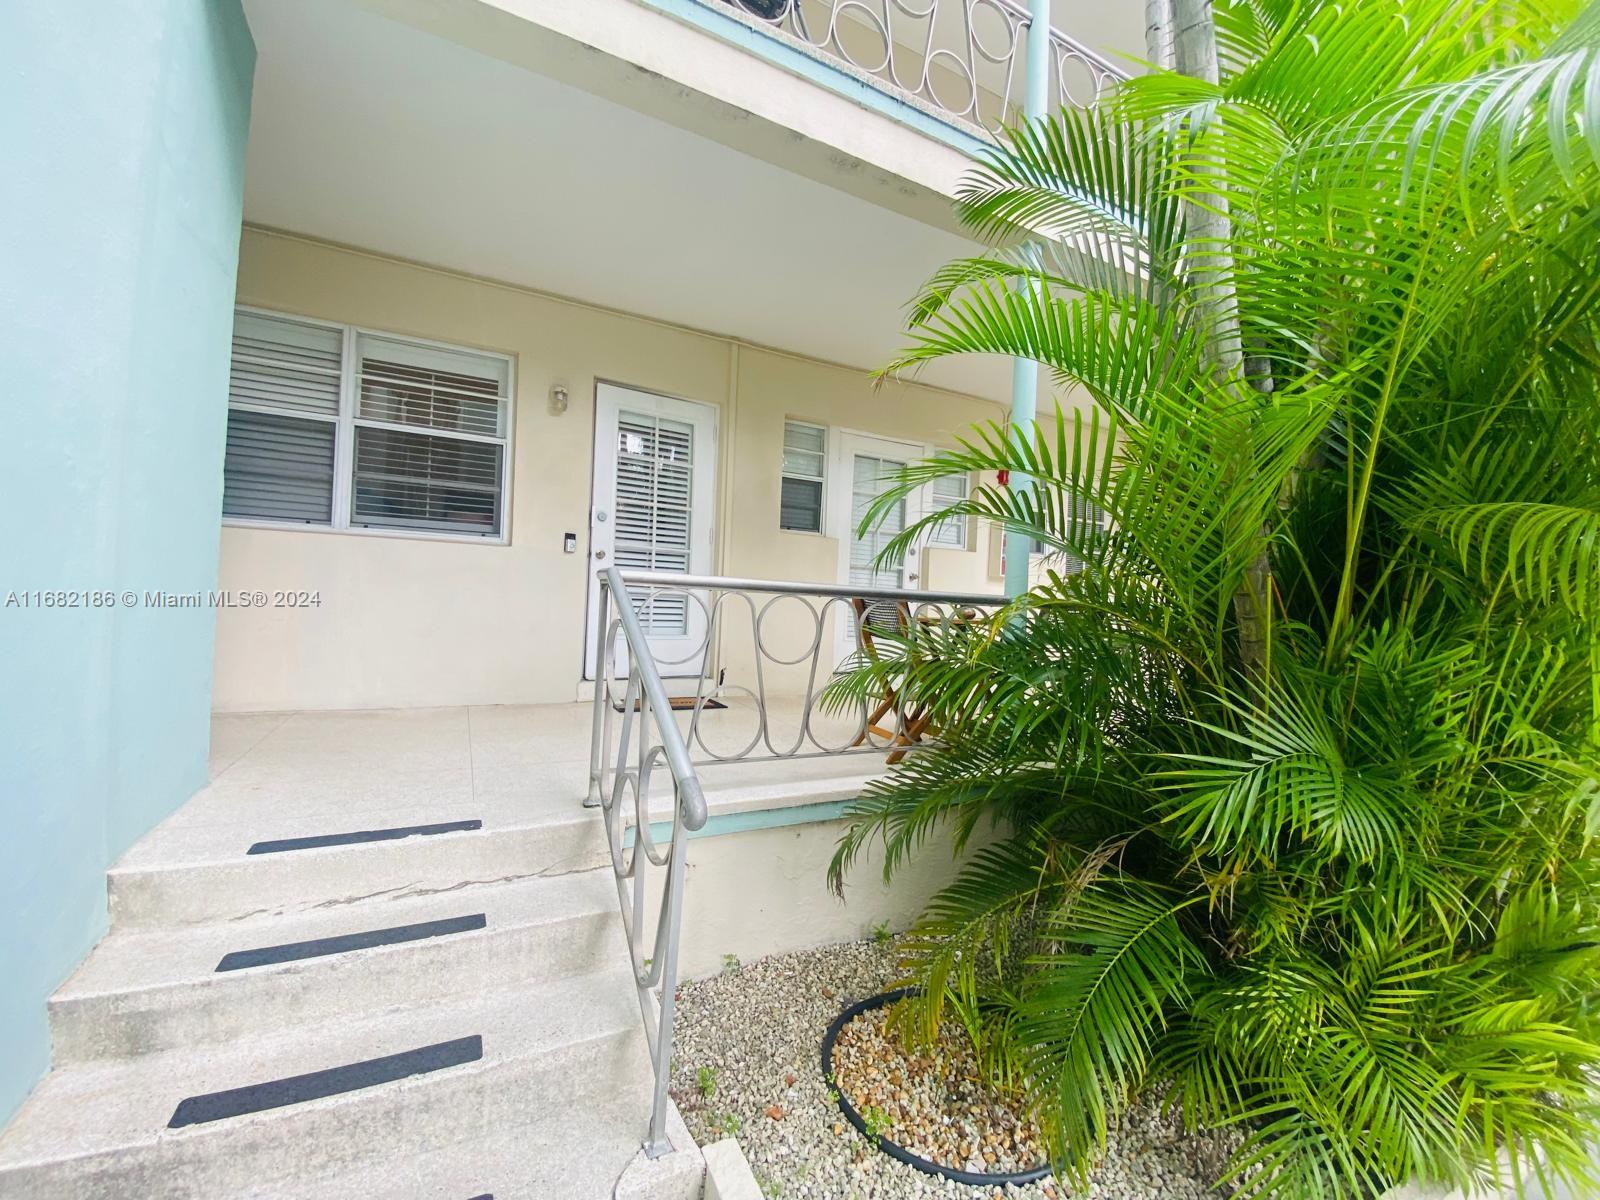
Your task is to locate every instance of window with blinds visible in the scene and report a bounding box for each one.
[223,312,341,524]
[848,453,907,590]
[780,420,826,532]
[222,309,513,540]
[1060,495,1107,574]
[1032,496,1106,573]
[352,335,509,536]
[927,472,970,549]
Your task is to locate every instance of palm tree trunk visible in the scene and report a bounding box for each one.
[1171,0,1241,377]
[1169,0,1272,680]
[1145,0,1175,69]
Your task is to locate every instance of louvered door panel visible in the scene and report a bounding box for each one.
[847,454,907,589]
[587,385,716,681]
[846,453,909,636]
[613,413,696,634]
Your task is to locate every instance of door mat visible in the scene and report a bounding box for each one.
[632,696,728,711]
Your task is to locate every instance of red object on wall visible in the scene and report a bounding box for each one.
[997,469,1010,487]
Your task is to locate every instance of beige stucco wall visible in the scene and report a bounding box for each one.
[663,817,997,981]
[213,228,1013,712]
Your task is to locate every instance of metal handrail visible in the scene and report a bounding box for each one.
[603,570,709,833]
[587,568,1005,1157]
[590,567,705,1158]
[607,568,1003,607]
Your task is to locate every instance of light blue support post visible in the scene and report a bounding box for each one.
[1004,0,1053,597]
[1025,0,1052,116]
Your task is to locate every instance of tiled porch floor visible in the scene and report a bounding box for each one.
[124,701,888,870]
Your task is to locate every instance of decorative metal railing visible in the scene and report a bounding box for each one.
[586,569,1002,1156]
[587,567,706,1159]
[713,0,1126,131]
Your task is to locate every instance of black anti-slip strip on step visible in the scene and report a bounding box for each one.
[167,1036,483,1128]
[215,914,488,973]
[247,819,482,855]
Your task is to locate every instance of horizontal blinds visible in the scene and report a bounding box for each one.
[1059,495,1106,574]
[222,410,336,524]
[224,312,340,525]
[928,472,969,547]
[779,476,822,533]
[781,421,825,477]
[780,421,825,532]
[351,334,509,538]
[356,334,507,438]
[230,312,342,416]
[847,451,908,638]
[351,426,503,536]
[848,454,905,592]
[223,309,514,539]
[614,414,693,634]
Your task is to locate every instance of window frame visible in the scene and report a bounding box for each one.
[224,306,516,546]
[926,470,971,551]
[778,418,828,535]
[1032,496,1106,567]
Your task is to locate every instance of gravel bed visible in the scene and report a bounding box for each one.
[669,938,1242,1200]
[831,1003,1046,1177]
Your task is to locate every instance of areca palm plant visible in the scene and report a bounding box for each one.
[826,1,1600,1195]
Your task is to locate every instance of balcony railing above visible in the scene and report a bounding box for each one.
[713,0,1126,133]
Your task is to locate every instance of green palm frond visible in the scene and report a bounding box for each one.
[1019,882,1209,1173]
[955,110,1183,270]
[890,831,1076,1050]
[1428,502,1600,616]
[1293,46,1600,211]
[826,748,1062,896]
[1491,883,1600,999]
[1160,695,1424,865]
[828,2,1600,1193]
[881,284,1205,414]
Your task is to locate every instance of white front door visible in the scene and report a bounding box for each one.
[831,432,927,657]
[586,383,717,680]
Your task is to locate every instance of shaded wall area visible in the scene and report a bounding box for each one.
[0,0,254,1122]
[214,229,1010,712]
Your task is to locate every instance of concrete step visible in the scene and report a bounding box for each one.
[50,867,621,1064]
[107,811,609,929]
[0,968,653,1200]
[293,1094,703,1200]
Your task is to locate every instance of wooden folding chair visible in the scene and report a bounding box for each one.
[847,599,986,764]
[847,597,931,764]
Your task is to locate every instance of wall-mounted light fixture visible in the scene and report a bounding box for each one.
[548,383,569,415]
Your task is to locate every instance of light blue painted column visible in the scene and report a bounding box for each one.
[0,0,254,1125]
[1004,0,1054,597]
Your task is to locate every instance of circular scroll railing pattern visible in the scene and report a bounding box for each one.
[595,619,689,992]
[723,0,1124,131]
[590,577,999,995]
[614,583,999,767]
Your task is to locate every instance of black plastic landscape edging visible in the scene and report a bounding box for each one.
[820,987,1053,1188]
